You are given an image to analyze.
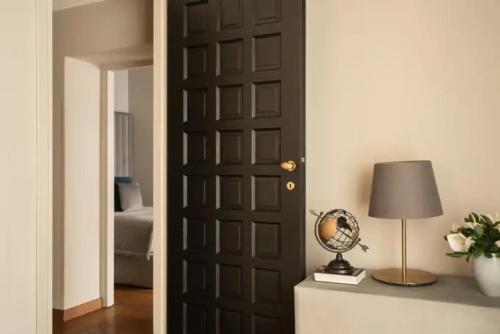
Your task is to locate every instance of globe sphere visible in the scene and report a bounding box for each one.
[315,209,360,253]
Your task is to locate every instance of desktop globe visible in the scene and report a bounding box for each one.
[313,209,369,274]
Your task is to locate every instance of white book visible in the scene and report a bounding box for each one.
[314,268,366,285]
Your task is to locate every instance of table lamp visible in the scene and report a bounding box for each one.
[368,160,443,286]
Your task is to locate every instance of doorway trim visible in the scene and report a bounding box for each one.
[35,1,168,333]
[153,1,168,331]
[36,0,53,333]
[100,61,153,308]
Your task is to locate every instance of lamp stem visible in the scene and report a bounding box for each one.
[401,219,407,284]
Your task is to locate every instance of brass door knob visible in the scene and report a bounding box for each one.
[280,160,297,172]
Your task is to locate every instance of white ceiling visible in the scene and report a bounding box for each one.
[53,0,110,11]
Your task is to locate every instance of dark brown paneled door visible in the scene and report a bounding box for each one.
[168,0,305,333]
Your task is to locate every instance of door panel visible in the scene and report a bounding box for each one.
[168,0,305,333]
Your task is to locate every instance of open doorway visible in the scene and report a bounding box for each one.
[112,66,155,291]
[51,1,159,333]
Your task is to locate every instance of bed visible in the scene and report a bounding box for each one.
[115,207,153,288]
[114,178,153,288]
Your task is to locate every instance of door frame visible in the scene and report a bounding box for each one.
[100,61,153,308]
[35,1,168,333]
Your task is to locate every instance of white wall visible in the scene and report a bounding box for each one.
[114,70,129,112]
[0,1,38,332]
[129,67,154,206]
[306,0,500,277]
[64,57,101,308]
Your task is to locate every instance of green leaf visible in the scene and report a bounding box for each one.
[485,253,493,258]
[472,212,480,223]
[489,245,499,252]
[472,247,483,257]
[446,252,466,258]
[461,229,473,238]
[481,215,494,225]
[474,225,484,237]
[492,229,500,237]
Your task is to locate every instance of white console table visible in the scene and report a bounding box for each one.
[295,272,500,334]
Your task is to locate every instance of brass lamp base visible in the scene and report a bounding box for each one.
[372,268,438,287]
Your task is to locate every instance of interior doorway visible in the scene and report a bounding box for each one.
[49,1,167,333]
[53,62,155,334]
[105,65,155,306]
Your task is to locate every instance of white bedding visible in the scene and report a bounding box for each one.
[115,207,153,259]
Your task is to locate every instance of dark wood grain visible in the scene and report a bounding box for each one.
[54,286,152,334]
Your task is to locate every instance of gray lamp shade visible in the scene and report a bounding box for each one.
[368,161,443,219]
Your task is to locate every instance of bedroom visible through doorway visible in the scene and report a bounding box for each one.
[51,1,156,333]
[112,66,155,292]
[52,64,155,334]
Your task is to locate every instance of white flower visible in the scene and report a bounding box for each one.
[496,240,500,248]
[447,233,475,253]
[451,224,461,233]
[447,233,467,252]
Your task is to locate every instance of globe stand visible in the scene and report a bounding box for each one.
[325,253,354,275]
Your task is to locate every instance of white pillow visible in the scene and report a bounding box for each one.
[119,182,143,211]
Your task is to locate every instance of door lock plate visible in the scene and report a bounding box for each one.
[286,181,295,190]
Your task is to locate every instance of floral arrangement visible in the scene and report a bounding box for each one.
[445,213,500,260]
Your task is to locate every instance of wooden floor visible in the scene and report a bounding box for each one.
[54,286,153,334]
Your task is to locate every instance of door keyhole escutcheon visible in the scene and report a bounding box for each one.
[280,160,297,172]
[286,181,295,190]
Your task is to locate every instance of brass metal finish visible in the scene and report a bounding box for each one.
[402,219,407,283]
[280,160,297,172]
[372,218,438,287]
[286,181,295,190]
[372,268,438,286]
